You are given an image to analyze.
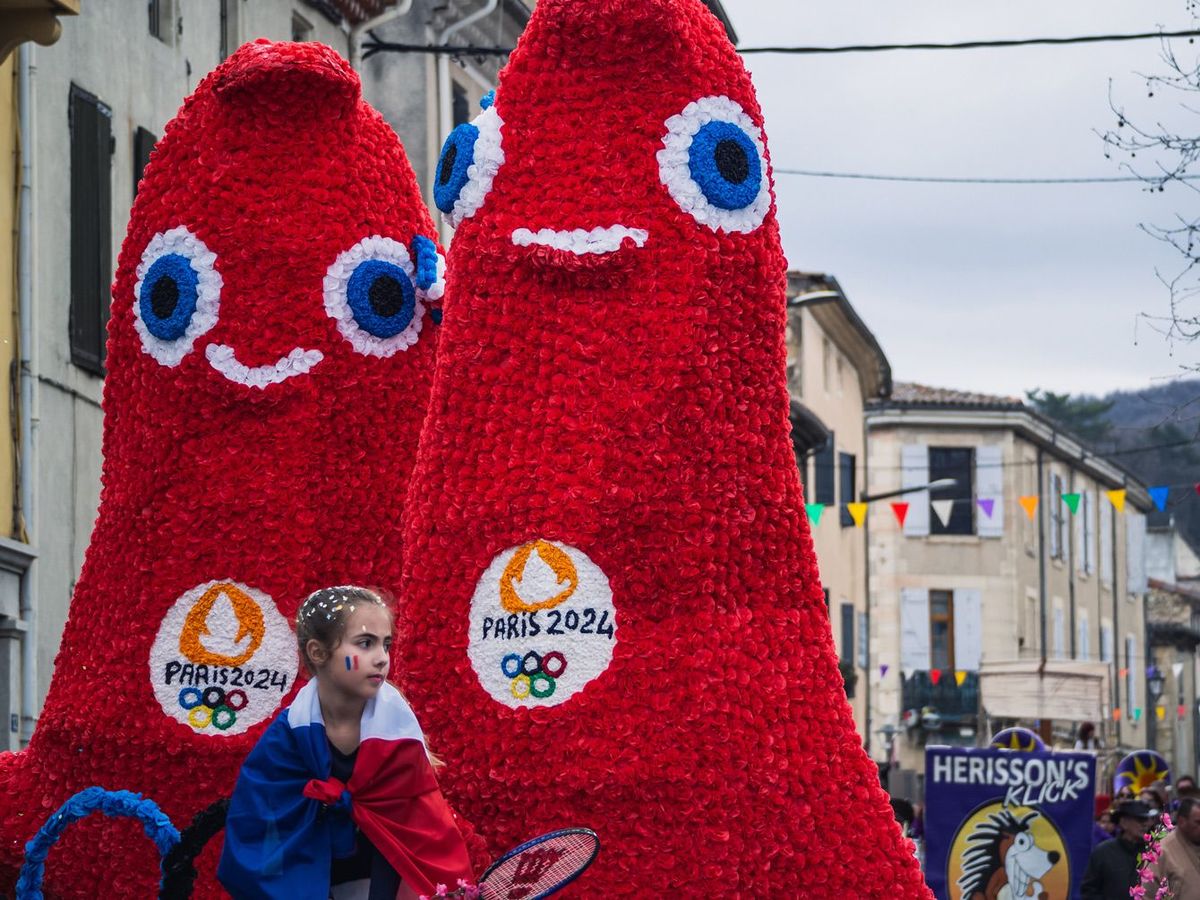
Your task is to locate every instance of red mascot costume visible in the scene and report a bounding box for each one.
[0,40,448,898]
[400,0,932,896]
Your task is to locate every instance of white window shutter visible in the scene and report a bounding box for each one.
[1078,611,1090,660]
[953,588,982,671]
[1075,490,1086,575]
[1100,499,1113,586]
[1126,511,1147,594]
[901,445,930,537]
[1085,492,1096,575]
[975,445,1004,538]
[900,588,931,671]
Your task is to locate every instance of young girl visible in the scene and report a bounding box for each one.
[218,586,474,900]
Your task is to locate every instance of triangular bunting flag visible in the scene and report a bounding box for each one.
[1149,486,1169,511]
[977,498,995,519]
[1173,662,1185,679]
[805,503,825,525]
[1113,707,1122,721]
[1195,483,1200,496]
[1180,704,1188,720]
[1062,493,1081,514]
[931,499,954,528]
[929,668,942,686]
[847,502,868,528]
[954,670,967,687]
[902,668,915,682]
[1156,706,1166,721]
[1019,496,1038,520]
[891,502,909,527]
[880,664,889,679]
[1106,489,1126,513]
[1133,707,1142,721]
[1119,668,1129,678]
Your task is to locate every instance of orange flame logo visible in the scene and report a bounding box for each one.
[179,581,265,666]
[499,540,579,613]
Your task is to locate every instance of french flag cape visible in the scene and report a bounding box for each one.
[218,679,473,899]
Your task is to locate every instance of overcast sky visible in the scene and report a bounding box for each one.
[732,1,1199,398]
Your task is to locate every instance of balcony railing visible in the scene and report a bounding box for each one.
[901,670,980,729]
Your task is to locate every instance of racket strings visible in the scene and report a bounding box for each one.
[481,831,599,900]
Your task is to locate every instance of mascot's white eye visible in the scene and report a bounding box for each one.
[133,226,222,367]
[657,95,772,234]
[323,235,443,357]
[433,92,505,228]
[1014,833,1032,850]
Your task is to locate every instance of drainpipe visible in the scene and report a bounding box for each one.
[348,0,415,72]
[16,43,39,745]
[1111,481,1121,747]
[437,0,500,154]
[1037,448,1046,671]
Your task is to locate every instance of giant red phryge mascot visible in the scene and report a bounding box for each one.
[400,0,931,895]
[0,40,449,898]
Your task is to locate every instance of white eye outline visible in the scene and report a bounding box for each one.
[323,235,443,358]
[132,226,222,367]
[435,104,505,228]
[657,95,772,234]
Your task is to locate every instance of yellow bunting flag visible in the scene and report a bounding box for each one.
[847,502,868,528]
[954,670,967,687]
[1106,489,1126,513]
[1156,706,1166,721]
[1019,496,1038,520]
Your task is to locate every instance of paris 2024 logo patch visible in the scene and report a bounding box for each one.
[149,580,298,736]
[950,803,1068,900]
[468,540,617,708]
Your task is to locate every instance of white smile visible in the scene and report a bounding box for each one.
[511,225,649,255]
[205,343,324,389]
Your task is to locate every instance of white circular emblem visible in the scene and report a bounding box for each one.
[468,540,618,708]
[149,580,297,736]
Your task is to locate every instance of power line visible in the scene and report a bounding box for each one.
[361,29,1200,60]
[775,168,1200,185]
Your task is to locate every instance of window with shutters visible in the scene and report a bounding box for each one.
[1078,611,1090,660]
[133,127,156,199]
[840,602,854,664]
[838,451,856,527]
[929,589,955,671]
[149,0,175,45]
[1053,602,1065,659]
[1049,472,1065,559]
[929,447,974,535]
[1100,622,1114,663]
[69,84,113,376]
[292,12,313,42]
[813,433,835,506]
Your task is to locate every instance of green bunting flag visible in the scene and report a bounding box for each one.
[805,503,825,525]
[1062,493,1081,514]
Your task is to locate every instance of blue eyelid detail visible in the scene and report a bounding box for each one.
[411,235,439,292]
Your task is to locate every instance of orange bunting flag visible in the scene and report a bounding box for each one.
[847,502,868,528]
[1120,668,1129,678]
[1019,496,1038,520]
[929,668,942,686]
[891,502,909,527]
[1113,707,1122,721]
[954,670,967,687]
[1106,489,1126,513]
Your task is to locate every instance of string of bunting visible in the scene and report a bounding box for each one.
[804,482,1200,529]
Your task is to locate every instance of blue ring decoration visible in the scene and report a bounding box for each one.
[411,234,439,292]
[687,120,762,211]
[15,787,180,899]
[345,259,416,338]
[177,686,203,710]
[139,253,200,342]
[500,653,523,679]
[434,122,480,214]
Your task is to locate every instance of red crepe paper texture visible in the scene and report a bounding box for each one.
[0,40,470,897]
[398,1,930,896]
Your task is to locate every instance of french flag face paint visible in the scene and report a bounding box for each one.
[345,655,360,671]
[0,40,445,899]
[403,0,929,896]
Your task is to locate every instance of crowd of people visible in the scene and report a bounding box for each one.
[1082,776,1200,900]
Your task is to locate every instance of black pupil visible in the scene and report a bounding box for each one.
[439,143,458,185]
[150,276,179,320]
[369,275,405,318]
[714,139,750,184]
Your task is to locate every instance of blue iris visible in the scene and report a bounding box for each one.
[139,253,199,341]
[346,259,416,338]
[434,123,480,214]
[687,120,762,211]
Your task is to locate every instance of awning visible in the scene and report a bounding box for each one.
[979,660,1111,723]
